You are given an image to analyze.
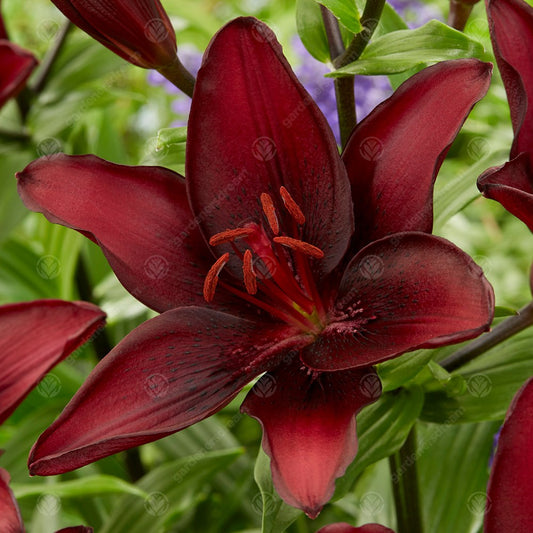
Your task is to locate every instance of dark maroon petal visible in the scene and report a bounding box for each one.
[485,377,533,532]
[242,359,380,518]
[17,154,234,313]
[29,307,303,475]
[478,153,533,231]
[302,233,494,371]
[0,300,105,425]
[317,524,395,533]
[0,469,24,533]
[187,17,353,279]
[342,59,491,247]
[0,41,37,109]
[51,0,176,69]
[487,0,533,160]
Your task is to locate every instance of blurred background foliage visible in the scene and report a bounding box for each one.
[0,0,531,532]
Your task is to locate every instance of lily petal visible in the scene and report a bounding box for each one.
[487,0,533,160]
[478,153,533,231]
[187,17,353,278]
[17,154,230,313]
[342,59,491,246]
[241,359,379,518]
[302,233,494,371]
[29,307,303,475]
[317,524,395,533]
[485,377,533,532]
[0,41,37,109]
[56,528,93,533]
[0,469,24,533]
[51,0,177,69]
[0,300,105,425]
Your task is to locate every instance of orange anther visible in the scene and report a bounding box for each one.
[209,227,254,246]
[243,249,258,295]
[273,236,324,259]
[203,253,230,302]
[280,186,305,225]
[260,193,280,235]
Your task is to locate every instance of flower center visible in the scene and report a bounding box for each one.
[203,186,327,333]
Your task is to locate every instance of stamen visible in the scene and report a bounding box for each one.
[209,227,254,246]
[242,249,257,295]
[203,253,230,302]
[280,186,305,225]
[260,193,280,235]
[273,236,324,259]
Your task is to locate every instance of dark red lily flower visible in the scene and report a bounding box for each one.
[51,0,176,69]
[0,467,93,532]
[0,4,37,109]
[484,377,533,532]
[0,300,105,425]
[317,524,395,533]
[477,0,533,231]
[18,19,494,517]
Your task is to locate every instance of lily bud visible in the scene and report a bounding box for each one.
[50,0,178,70]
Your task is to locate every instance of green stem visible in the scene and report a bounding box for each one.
[389,426,424,533]
[447,1,475,32]
[334,0,386,69]
[31,20,73,94]
[158,57,195,98]
[320,6,355,148]
[74,254,147,481]
[0,127,30,142]
[440,300,533,372]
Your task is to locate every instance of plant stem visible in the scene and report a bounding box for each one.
[447,1,475,32]
[389,426,424,533]
[320,6,355,148]
[334,0,386,69]
[440,301,533,372]
[75,254,147,481]
[0,127,30,142]
[158,57,195,98]
[32,20,73,94]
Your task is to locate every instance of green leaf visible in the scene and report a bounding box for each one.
[334,386,424,496]
[316,0,361,34]
[417,420,499,533]
[253,447,301,533]
[378,349,435,392]
[433,148,509,233]
[297,0,331,62]
[422,327,533,423]
[13,475,147,500]
[328,20,484,76]
[100,449,242,533]
[494,305,518,317]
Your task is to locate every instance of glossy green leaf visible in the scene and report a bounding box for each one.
[13,475,147,500]
[253,447,301,533]
[378,349,435,392]
[422,327,533,423]
[417,420,499,533]
[100,449,242,533]
[316,0,361,34]
[328,20,484,76]
[296,0,331,62]
[334,386,425,496]
[493,306,518,317]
